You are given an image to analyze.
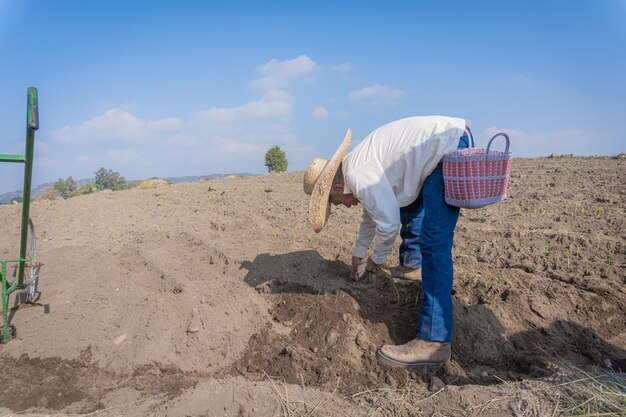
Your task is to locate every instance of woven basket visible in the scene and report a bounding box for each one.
[443,133,512,209]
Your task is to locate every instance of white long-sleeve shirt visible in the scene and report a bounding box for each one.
[342,116,467,264]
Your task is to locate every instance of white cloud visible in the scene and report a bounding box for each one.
[476,127,608,157]
[36,140,49,152]
[195,91,293,125]
[39,55,323,183]
[219,139,267,156]
[330,63,351,73]
[250,55,316,91]
[312,106,329,119]
[49,108,181,145]
[49,55,316,153]
[349,84,407,104]
[104,148,143,167]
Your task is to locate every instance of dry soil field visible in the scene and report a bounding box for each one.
[0,156,624,416]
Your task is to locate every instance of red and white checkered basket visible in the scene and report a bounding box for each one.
[443,132,512,209]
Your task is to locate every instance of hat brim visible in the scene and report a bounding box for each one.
[309,129,352,232]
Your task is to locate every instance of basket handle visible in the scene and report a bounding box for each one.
[486,133,510,155]
[465,125,476,148]
[464,125,475,148]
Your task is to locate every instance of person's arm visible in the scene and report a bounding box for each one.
[347,163,400,267]
[353,209,376,259]
[350,210,376,279]
[368,198,400,265]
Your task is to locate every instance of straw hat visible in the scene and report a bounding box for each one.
[303,129,352,233]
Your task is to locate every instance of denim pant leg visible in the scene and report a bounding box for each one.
[399,195,424,269]
[399,132,468,272]
[417,163,460,342]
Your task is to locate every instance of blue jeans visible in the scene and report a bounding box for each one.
[398,132,470,342]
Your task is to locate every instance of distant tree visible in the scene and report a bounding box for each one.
[53,178,67,197]
[70,183,101,197]
[94,167,127,190]
[66,176,77,194]
[53,176,77,198]
[264,146,288,173]
[38,187,61,201]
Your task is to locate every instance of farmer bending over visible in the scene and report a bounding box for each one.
[303,116,471,368]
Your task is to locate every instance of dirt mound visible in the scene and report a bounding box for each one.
[234,271,625,397]
[136,178,169,189]
[234,280,438,394]
[0,182,271,375]
[0,157,624,415]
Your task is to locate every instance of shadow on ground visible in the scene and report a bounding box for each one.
[237,250,625,393]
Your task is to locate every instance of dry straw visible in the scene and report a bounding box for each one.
[305,129,352,233]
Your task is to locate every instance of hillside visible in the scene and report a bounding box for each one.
[0,173,255,204]
[0,157,624,416]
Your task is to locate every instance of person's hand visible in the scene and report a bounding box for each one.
[366,256,380,273]
[350,256,362,280]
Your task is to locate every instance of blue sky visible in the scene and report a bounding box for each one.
[1,0,625,193]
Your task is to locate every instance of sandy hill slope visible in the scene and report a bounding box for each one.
[0,157,624,416]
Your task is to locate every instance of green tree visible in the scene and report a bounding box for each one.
[70,183,101,197]
[66,176,77,194]
[94,167,127,190]
[53,176,77,198]
[264,146,288,173]
[53,178,68,197]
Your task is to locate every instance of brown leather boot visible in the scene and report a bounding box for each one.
[377,339,451,368]
[389,265,421,281]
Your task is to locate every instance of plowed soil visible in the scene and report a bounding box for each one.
[0,156,624,416]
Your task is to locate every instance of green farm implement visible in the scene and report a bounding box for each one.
[0,87,41,343]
